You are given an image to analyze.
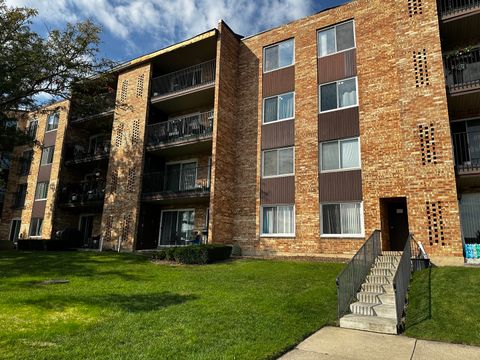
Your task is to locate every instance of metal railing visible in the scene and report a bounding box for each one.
[444,47,480,91]
[69,93,115,122]
[58,180,106,205]
[143,166,210,196]
[151,60,216,97]
[452,131,480,173]
[393,234,413,325]
[64,143,111,164]
[438,0,480,16]
[336,230,382,319]
[146,110,214,148]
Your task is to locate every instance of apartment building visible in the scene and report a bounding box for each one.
[0,0,478,264]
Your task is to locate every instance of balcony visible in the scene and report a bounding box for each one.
[58,180,106,208]
[444,47,480,95]
[151,60,216,102]
[452,131,480,174]
[64,142,111,166]
[142,165,210,203]
[146,110,213,151]
[438,0,480,21]
[69,93,115,123]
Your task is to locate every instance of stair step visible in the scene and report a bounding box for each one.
[376,255,401,263]
[382,251,403,256]
[370,268,394,276]
[378,293,396,305]
[365,275,394,284]
[373,304,397,319]
[350,301,380,316]
[373,262,397,270]
[356,291,381,304]
[361,283,394,294]
[340,314,398,334]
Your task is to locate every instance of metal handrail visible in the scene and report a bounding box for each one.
[151,59,216,97]
[452,131,480,172]
[393,234,413,326]
[142,165,211,195]
[336,230,382,319]
[444,47,480,90]
[58,180,106,205]
[438,0,480,16]
[146,110,214,147]
[64,143,111,164]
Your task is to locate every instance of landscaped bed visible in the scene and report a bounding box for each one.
[0,251,342,360]
[405,266,480,346]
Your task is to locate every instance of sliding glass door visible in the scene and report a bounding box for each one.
[159,210,195,246]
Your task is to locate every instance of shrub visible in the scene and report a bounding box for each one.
[173,246,209,265]
[164,247,177,261]
[203,244,233,263]
[150,245,233,265]
[151,250,166,260]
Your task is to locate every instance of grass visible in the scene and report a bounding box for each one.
[405,266,480,346]
[0,251,342,360]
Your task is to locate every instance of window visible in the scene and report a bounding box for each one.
[19,150,33,176]
[9,219,21,242]
[261,205,295,236]
[27,120,38,139]
[317,20,355,58]
[46,112,59,131]
[34,181,49,200]
[321,202,363,236]
[319,77,357,112]
[262,147,294,177]
[13,184,27,208]
[263,92,294,124]
[320,138,360,172]
[263,39,294,72]
[40,146,54,165]
[29,218,43,237]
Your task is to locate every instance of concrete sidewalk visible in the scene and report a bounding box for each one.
[279,327,480,360]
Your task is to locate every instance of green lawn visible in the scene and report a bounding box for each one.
[0,251,342,360]
[405,266,480,346]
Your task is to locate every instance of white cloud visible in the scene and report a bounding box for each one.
[6,0,315,55]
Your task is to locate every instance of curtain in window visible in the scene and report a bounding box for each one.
[278,93,294,119]
[278,148,293,175]
[341,203,361,234]
[322,204,341,234]
[341,139,359,169]
[338,79,357,107]
[263,207,275,234]
[277,206,294,234]
[264,97,278,123]
[322,142,339,171]
[317,28,335,57]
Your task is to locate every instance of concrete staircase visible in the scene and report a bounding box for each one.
[339,251,402,334]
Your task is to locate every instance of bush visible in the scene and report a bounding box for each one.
[164,247,177,261]
[203,244,233,263]
[151,249,166,260]
[174,246,209,264]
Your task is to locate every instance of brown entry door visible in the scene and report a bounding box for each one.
[387,199,409,251]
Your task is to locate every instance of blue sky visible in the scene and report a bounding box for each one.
[6,0,349,63]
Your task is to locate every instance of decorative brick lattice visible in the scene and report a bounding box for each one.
[413,50,430,87]
[426,201,445,246]
[408,0,422,17]
[104,215,113,242]
[131,119,140,144]
[115,123,124,147]
[136,74,144,98]
[121,213,132,241]
[126,167,136,192]
[418,124,437,165]
[110,170,118,193]
[120,80,128,102]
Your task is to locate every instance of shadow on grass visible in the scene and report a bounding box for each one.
[405,267,432,329]
[19,291,197,313]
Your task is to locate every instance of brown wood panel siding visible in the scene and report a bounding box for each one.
[43,130,57,147]
[31,200,47,218]
[318,107,359,141]
[37,164,52,182]
[261,176,295,204]
[318,170,362,202]
[317,49,357,84]
[261,120,295,149]
[262,66,295,97]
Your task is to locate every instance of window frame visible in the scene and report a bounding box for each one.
[45,112,60,132]
[261,146,295,179]
[27,119,38,139]
[260,204,296,237]
[40,146,55,166]
[318,77,358,114]
[320,201,364,238]
[317,19,356,58]
[263,38,295,74]
[319,137,361,173]
[29,217,43,238]
[8,218,21,242]
[262,91,295,125]
[34,181,49,201]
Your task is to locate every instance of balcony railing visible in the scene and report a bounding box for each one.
[64,143,111,165]
[142,166,210,199]
[444,47,480,92]
[69,93,115,122]
[438,0,480,17]
[151,60,216,98]
[58,180,106,206]
[452,131,480,173]
[146,110,214,148]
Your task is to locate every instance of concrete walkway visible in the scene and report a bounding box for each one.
[279,327,480,360]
